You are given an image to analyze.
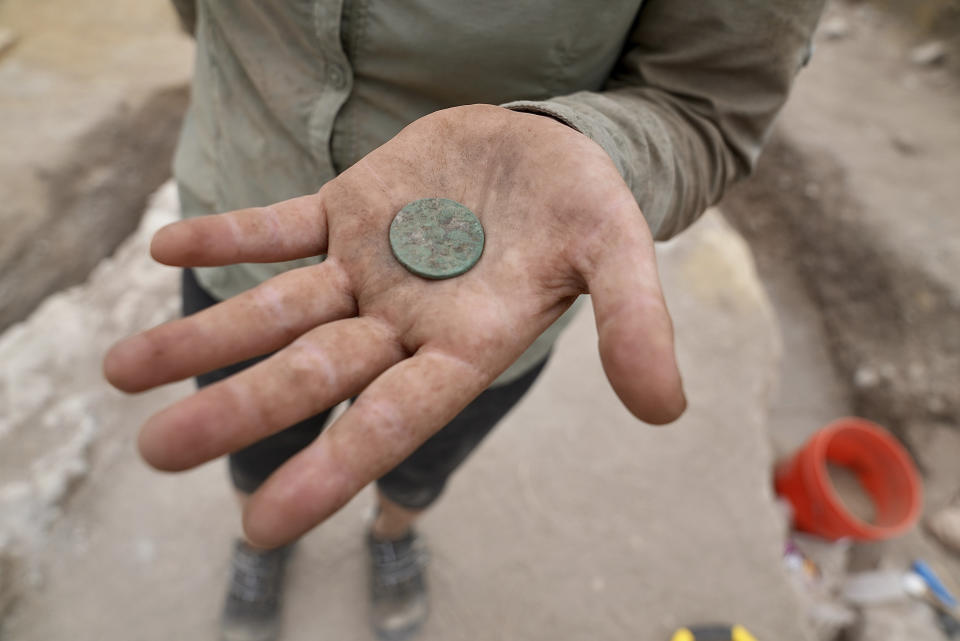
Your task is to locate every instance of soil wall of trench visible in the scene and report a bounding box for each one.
[721,132,959,450]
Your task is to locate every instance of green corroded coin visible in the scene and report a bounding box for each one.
[389,198,484,279]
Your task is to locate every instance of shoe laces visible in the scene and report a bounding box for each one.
[370,533,428,591]
[227,542,289,607]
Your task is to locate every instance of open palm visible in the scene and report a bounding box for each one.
[105,105,685,547]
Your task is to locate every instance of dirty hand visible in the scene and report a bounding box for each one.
[104,105,685,547]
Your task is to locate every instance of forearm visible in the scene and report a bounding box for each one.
[507,0,825,240]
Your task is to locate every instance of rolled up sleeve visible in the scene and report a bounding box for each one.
[504,0,825,239]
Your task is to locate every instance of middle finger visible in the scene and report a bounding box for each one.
[137,315,406,471]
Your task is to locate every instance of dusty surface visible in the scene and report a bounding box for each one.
[0,192,812,640]
[720,2,960,638]
[0,187,187,623]
[0,0,192,331]
[722,0,960,439]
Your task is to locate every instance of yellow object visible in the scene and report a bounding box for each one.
[670,625,758,641]
[732,625,758,641]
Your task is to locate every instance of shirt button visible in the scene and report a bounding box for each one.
[328,64,348,90]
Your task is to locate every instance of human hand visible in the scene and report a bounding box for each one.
[104,105,685,547]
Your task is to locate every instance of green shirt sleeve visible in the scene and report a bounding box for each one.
[503,0,825,240]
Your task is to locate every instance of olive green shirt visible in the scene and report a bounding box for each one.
[172,0,824,384]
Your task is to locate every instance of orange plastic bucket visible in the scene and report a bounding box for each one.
[774,417,922,541]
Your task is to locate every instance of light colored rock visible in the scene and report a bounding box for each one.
[927,502,960,555]
[820,16,851,41]
[1,205,813,640]
[910,41,948,67]
[853,365,880,390]
[0,27,17,58]
[0,184,182,622]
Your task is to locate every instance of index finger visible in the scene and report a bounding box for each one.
[151,193,329,267]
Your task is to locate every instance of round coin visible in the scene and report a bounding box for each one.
[389,198,485,280]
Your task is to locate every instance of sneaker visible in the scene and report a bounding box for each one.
[220,539,293,641]
[367,529,429,641]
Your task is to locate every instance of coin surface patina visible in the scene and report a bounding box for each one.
[389,198,485,279]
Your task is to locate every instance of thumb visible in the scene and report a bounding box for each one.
[576,205,686,425]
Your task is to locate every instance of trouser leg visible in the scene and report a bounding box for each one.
[375,355,549,510]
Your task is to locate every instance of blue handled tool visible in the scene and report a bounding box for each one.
[913,559,959,609]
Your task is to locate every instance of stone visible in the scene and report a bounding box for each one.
[853,366,880,390]
[910,41,948,67]
[927,501,960,555]
[0,27,18,58]
[820,16,850,41]
[0,184,185,625]
[389,198,484,279]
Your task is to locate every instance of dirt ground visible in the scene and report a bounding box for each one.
[721,0,960,510]
[0,0,191,331]
[719,0,960,636]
